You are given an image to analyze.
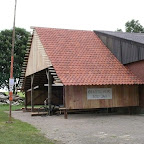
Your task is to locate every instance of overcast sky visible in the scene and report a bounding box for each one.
[0,0,144,32]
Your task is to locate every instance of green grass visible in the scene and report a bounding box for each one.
[5,92,25,98]
[0,105,54,144]
[17,92,25,98]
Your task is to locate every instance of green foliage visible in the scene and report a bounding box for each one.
[116,19,144,33]
[0,28,30,88]
[125,19,144,33]
[0,105,54,144]
[5,91,25,97]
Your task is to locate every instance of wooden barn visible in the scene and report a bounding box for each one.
[20,27,144,117]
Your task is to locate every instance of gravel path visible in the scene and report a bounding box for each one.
[12,111,144,144]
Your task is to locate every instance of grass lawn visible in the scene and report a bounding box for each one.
[5,92,25,98]
[0,105,54,144]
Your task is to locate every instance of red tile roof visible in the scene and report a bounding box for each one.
[35,27,144,85]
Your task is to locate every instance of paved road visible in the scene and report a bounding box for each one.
[12,111,144,144]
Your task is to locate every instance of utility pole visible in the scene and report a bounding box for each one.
[8,0,17,123]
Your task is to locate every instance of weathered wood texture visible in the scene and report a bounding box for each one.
[26,86,63,106]
[126,61,144,107]
[139,85,144,107]
[27,90,47,105]
[95,32,144,64]
[65,85,139,109]
[25,30,52,77]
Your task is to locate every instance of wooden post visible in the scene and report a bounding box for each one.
[46,69,52,115]
[25,91,27,111]
[31,74,34,112]
[63,86,68,119]
[64,109,68,119]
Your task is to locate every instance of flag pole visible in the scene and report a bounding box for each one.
[8,0,17,123]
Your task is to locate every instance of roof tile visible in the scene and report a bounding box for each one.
[35,27,144,85]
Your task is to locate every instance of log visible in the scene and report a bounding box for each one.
[31,112,48,116]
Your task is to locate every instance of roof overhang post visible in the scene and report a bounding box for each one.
[31,74,34,112]
[46,69,52,115]
[24,90,28,111]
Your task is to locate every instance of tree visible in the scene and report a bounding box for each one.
[125,19,144,33]
[0,27,30,88]
[116,19,144,33]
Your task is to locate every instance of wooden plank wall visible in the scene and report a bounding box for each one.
[139,85,144,107]
[26,90,47,105]
[125,61,144,107]
[65,85,139,109]
[95,33,144,64]
[25,30,52,77]
[26,87,63,106]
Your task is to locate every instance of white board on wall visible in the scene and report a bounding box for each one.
[87,88,112,100]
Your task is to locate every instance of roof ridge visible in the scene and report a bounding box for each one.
[32,26,92,32]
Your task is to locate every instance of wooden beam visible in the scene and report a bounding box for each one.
[31,112,48,116]
[22,64,27,66]
[54,78,60,80]
[48,67,54,70]
[49,70,56,73]
[31,74,34,112]
[54,83,63,86]
[46,69,52,115]
[44,84,63,86]
[21,74,25,76]
[27,85,39,92]
[26,48,30,50]
[51,73,57,75]
[27,42,31,45]
[54,80,62,83]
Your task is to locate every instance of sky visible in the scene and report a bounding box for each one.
[0,0,144,32]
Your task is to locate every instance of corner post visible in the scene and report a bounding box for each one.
[31,74,34,112]
[46,69,52,115]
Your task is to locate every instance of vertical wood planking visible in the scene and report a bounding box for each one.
[65,85,139,109]
[25,30,52,77]
[139,85,144,107]
[96,32,144,64]
[31,74,34,112]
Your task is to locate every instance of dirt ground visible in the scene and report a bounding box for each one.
[12,111,144,144]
